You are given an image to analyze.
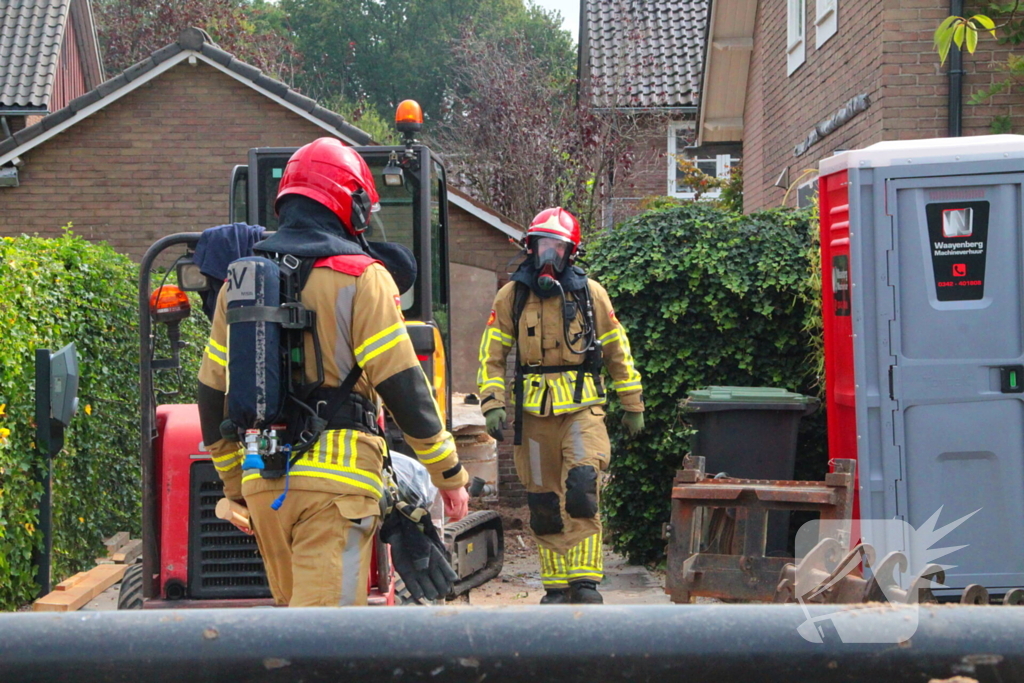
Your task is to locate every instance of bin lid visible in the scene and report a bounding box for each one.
[682,386,819,412]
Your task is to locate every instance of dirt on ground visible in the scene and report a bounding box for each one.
[467,503,670,606]
[83,503,670,610]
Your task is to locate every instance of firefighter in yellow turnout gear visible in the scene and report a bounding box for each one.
[477,208,644,604]
[198,139,468,607]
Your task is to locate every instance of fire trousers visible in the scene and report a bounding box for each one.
[246,489,379,606]
[513,406,610,589]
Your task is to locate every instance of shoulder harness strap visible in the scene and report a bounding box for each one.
[511,282,530,446]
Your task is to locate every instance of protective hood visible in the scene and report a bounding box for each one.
[254,195,365,258]
[510,258,588,298]
[255,195,418,294]
[366,240,417,295]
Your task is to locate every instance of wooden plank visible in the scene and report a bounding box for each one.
[55,571,90,591]
[111,539,142,564]
[33,564,127,612]
[103,531,129,556]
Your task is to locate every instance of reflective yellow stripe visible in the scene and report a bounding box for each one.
[205,345,227,367]
[476,330,492,386]
[552,376,568,406]
[289,469,382,496]
[325,429,334,464]
[494,329,514,346]
[416,437,456,465]
[356,321,404,353]
[539,547,569,586]
[240,429,387,497]
[599,328,621,344]
[477,328,512,391]
[212,448,242,463]
[242,468,383,496]
[208,338,227,353]
[613,379,642,392]
[354,322,409,365]
[565,533,604,582]
[362,335,406,364]
[346,429,358,469]
[214,456,241,473]
[524,381,545,409]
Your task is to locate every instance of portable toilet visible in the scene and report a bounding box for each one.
[819,135,1024,596]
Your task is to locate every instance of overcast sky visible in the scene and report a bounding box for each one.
[532,0,580,43]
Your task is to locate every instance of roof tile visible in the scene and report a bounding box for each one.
[123,58,154,82]
[200,43,232,67]
[227,58,260,82]
[95,73,127,98]
[150,42,182,65]
[68,88,100,112]
[583,0,707,108]
[0,0,71,107]
[253,74,289,99]
[12,119,43,144]
[41,105,72,128]
[284,90,317,113]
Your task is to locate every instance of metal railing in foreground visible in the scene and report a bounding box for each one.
[1,604,1021,682]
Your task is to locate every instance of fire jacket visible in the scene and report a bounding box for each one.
[198,255,468,503]
[477,279,644,417]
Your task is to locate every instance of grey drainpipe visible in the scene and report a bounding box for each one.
[948,0,964,136]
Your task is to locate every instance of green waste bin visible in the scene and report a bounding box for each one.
[681,386,820,555]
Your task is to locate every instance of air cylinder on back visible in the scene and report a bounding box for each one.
[225,256,284,430]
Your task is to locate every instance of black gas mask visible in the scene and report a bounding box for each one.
[532,236,572,291]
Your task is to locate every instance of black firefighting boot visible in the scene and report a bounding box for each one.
[569,580,604,604]
[540,588,571,604]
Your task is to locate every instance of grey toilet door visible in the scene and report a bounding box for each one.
[888,174,1024,591]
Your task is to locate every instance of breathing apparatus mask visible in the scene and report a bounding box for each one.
[532,236,572,292]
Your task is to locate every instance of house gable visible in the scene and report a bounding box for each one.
[0,28,371,166]
[0,58,354,259]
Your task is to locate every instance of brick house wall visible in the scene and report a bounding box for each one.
[743,0,1024,212]
[604,113,697,227]
[448,204,520,275]
[0,62,329,258]
[743,0,883,211]
[880,0,1020,141]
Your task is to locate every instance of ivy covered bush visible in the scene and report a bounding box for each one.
[0,229,206,609]
[585,202,822,564]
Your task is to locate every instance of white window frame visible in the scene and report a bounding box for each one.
[815,0,837,48]
[667,121,734,199]
[787,0,806,75]
[797,177,819,209]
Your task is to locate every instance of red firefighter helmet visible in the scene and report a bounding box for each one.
[275,137,380,235]
[526,207,581,255]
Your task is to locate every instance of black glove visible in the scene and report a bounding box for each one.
[381,504,457,602]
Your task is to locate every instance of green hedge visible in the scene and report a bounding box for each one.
[0,229,206,610]
[584,203,823,564]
